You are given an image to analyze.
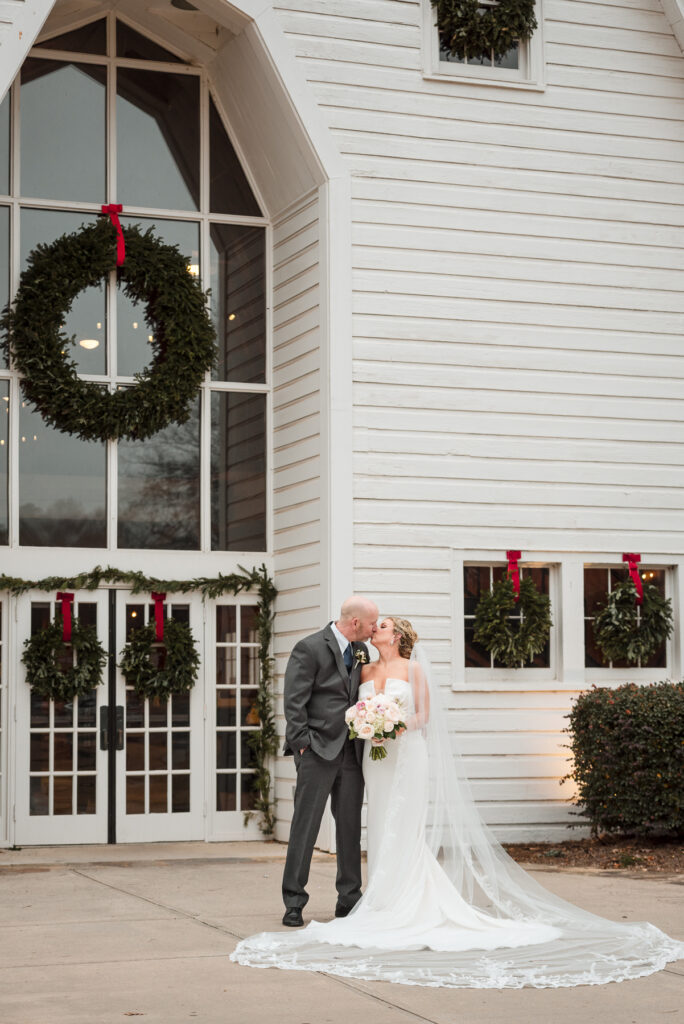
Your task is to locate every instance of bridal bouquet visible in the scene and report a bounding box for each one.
[345,694,406,760]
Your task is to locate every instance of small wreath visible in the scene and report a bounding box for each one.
[23,618,108,701]
[1,217,216,442]
[431,0,538,62]
[473,574,552,667]
[119,618,200,700]
[593,579,673,665]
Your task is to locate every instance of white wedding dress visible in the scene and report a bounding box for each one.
[231,649,684,988]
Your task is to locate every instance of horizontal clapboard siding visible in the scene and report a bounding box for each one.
[272,189,323,839]
[275,0,684,839]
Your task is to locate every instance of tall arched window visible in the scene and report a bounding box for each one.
[0,16,268,552]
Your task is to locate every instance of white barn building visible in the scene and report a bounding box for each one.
[0,0,682,848]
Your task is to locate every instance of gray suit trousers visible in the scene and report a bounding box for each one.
[282,739,364,911]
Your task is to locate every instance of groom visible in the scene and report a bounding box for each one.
[281,596,378,927]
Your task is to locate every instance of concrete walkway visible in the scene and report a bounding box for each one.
[0,841,682,1024]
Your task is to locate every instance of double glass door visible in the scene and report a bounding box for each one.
[15,590,205,844]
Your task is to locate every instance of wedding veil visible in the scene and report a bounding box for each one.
[231,643,684,988]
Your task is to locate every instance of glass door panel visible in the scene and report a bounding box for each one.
[14,591,109,844]
[115,593,204,842]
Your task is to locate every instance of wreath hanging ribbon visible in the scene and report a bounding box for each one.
[151,591,166,641]
[101,204,125,266]
[56,591,74,641]
[623,553,644,605]
[506,550,521,602]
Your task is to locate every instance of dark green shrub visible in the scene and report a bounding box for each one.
[563,681,684,836]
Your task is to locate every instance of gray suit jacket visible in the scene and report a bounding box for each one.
[283,624,368,761]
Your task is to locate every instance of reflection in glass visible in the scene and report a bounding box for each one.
[172,773,190,812]
[35,19,107,55]
[0,209,8,370]
[209,97,261,216]
[171,693,190,727]
[54,699,73,727]
[241,773,257,811]
[216,647,236,687]
[53,775,72,814]
[77,775,96,814]
[210,224,265,382]
[78,693,97,728]
[117,68,199,210]
[54,732,73,771]
[118,217,199,376]
[31,691,50,728]
[211,392,266,551]
[126,689,144,728]
[0,93,9,194]
[149,774,167,812]
[172,732,190,770]
[127,775,144,814]
[241,648,259,689]
[241,689,259,727]
[217,690,236,727]
[77,734,96,771]
[216,732,236,769]
[217,773,236,811]
[217,606,236,644]
[21,60,106,203]
[149,732,167,770]
[117,21,181,62]
[19,402,106,547]
[118,398,200,549]
[241,606,259,644]
[149,697,167,728]
[0,380,8,541]
[21,209,106,374]
[30,776,49,815]
[30,733,49,772]
[240,732,256,770]
[127,734,145,771]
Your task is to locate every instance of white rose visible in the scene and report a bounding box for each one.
[358,723,374,739]
[353,717,365,733]
[383,721,394,732]
[364,710,376,724]
[344,707,355,723]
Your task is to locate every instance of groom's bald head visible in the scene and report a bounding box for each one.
[337,596,378,641]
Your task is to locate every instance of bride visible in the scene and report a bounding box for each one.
[231,616,684,988]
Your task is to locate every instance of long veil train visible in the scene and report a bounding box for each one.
[231,644,684,988]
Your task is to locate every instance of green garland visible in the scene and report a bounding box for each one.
[593,578,673,666]
[0,564,278,834]
[473,575,552,667]
[22,615,108,702]
[431,0,538,62]
[119,618,200,701]
[1,217,216,442]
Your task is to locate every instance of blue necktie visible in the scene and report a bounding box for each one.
[343,643,353,672]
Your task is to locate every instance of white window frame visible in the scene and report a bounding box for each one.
[422,0,545,91]
[452,550,682,692]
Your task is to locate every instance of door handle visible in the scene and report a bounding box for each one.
[99,706,109,750]
[115,705,124,750]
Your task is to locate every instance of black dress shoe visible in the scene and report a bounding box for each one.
[282,907,304,927]
[334,903,354,918]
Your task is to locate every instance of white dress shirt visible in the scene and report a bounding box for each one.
[330,621,351,657]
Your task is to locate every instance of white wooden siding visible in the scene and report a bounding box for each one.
[272,189,322,839]
[273,0,684,839]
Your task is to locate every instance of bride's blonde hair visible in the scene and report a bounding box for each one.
[390,617,418,659]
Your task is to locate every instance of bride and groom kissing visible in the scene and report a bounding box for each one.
[231,597,684,989]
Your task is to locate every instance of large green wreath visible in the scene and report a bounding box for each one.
[593,578,673,665]
[23,617,108,701]
[1,217,216,442]
[119,617,200,700]
[473,574,552,667]
[431,0,538,62]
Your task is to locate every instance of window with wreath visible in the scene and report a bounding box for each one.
[424,0,544,88]
[464,564,552,670]
[584,567,669,671]
[0,17,267,552]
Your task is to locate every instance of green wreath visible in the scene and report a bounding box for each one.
[593,579,673,665]
[1,217,216,442]
[23,617,108,701]
[473,574,552,667]
[431,0,538,62]
[119,618,200,700]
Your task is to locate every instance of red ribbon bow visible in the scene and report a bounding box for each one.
[622,553,644,605]
[101,204,125,266]
[151,592,166,642]
[506,550,522,602]
[56,592,74,642]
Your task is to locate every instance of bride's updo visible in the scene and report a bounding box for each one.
[391,617,418,659]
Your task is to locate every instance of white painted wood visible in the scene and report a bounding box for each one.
[0,0,57,102]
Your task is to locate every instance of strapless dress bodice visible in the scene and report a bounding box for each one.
[358,677,412,712]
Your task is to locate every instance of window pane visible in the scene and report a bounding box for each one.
[20,59,106,203]
[35,19,107,55]
[211,392,266,551]
[210,224,265,383]
[583,568,607,617]
[21,209,106,375]
[116,21,181,62]
[118,397,200,549]
[0,380,7,543]
[19,403,106,547]
[118,217,199,377]
[117,68,199,210]
[494,44,519,69]
[209,97,261,216]
[0,93,9,195]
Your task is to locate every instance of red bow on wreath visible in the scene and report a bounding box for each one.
[506,550,522,602]
[56,591,74,641]
[622,553,644,605]
[151,592,166,641]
